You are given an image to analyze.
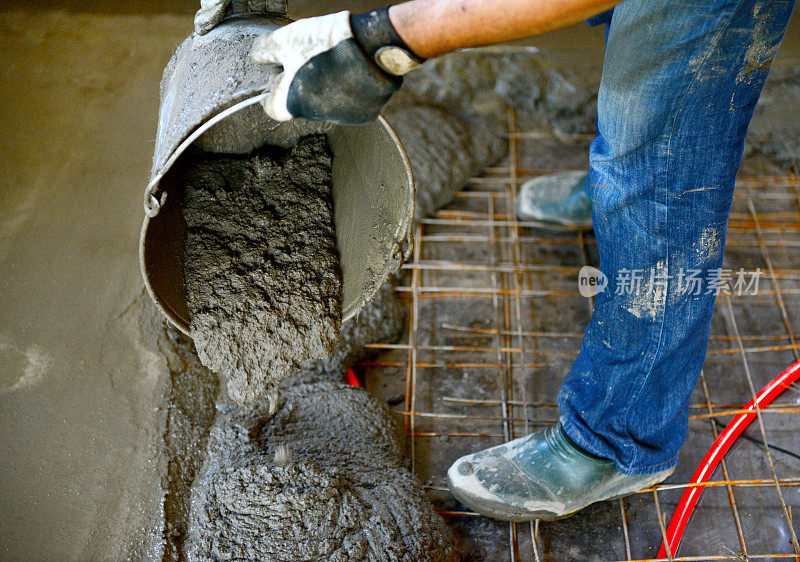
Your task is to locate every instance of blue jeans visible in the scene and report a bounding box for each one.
[559,0,797,475]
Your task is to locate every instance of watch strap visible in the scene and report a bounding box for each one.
[350,7,425,75]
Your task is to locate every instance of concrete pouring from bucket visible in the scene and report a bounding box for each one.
[139,5,414,336]
[181,135,345,408]
[4,1,797,558]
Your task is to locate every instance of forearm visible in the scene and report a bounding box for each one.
[389,0,620,58]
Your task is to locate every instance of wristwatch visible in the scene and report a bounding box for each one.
[351,7,425,77]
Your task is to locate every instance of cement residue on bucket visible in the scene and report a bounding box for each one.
[187,382,462,561]
[182,134,342,408]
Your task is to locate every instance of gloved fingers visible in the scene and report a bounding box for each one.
[195,0,230,35]
[252,11,352,67]
[261,71,293,121]
[251,30,285,65]
[250,10,401,124]
[252,28,299,120]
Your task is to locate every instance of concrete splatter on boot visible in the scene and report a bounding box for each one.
[447,423,673,522]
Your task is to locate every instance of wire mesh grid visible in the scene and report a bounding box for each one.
[359,111,800,561]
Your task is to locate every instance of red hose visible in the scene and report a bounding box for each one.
[345,367,361,388]
[658,359,800,559]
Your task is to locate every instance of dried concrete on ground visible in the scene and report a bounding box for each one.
[182,134,342,408]
[188,383,462,561]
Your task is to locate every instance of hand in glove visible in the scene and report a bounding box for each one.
[194,0,226,34]
[195,0,286,35]
[251,8,424,124]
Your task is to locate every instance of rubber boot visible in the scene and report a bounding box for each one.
[447,423,674,522]
[516,171,593,229]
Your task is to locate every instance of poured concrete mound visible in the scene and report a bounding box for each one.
[401,47,597,135]
[188,382,462,561]
[384,95,506,220]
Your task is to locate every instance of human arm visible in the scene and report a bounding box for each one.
[251,0,620,123]
[389,0,620,58]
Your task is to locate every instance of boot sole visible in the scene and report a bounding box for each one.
[448,482,577,522]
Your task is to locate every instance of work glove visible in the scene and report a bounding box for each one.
[195,0,226,34]
[195,0,286,35]
[251,8,425,124]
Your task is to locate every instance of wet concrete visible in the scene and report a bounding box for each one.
[384,94,506,220]
[135,277,405,559]
[188,382,462,561]
[742,64,800,171]
[182,136,342,407]
[0,9,194,560]
[286,277,406,387]
[1,2,799,561]
[137,296,220,559]
[400,48,598,135]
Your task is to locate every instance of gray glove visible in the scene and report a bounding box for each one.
[251,8,424,124]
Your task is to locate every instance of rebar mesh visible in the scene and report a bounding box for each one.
[359,111,800,561]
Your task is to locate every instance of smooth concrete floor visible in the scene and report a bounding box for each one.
[0,2,797,560]
[0,10,194,560]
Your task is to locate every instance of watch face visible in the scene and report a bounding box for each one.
[375,46,421,76]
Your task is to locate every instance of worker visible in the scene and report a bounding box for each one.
[196,0,797,521]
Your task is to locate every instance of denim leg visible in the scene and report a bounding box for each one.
[559,0,797,475]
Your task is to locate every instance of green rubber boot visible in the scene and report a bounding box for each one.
[447,423,674,522]
[516,171,593,229]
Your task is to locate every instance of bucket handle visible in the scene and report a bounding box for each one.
[143,91,272,217]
